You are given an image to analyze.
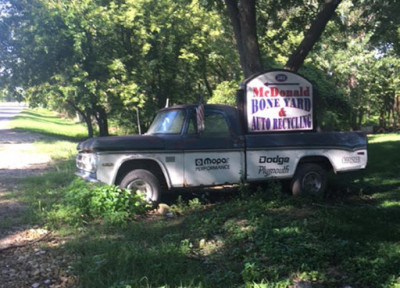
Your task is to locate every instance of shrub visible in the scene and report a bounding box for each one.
[48,179,150,227]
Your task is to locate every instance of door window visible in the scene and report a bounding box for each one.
[187,110,230,136]
[203,113,230,137]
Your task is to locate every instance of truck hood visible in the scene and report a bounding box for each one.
[77,135,165,152]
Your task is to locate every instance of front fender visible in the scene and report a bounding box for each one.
[96,153,173,189]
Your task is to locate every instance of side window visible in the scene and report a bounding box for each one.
[203,112,230,137]
[186,110,231,136]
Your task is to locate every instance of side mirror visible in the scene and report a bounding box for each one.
[196,104,205,134]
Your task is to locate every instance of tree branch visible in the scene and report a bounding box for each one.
[285,0,342,72]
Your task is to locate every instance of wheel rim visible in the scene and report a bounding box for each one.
[302,171,322,195]
[127,179,153,201]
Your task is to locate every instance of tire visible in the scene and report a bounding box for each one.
[291,163,327,197]
[119,169,161,205]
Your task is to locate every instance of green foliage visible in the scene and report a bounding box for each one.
[257,0,319,67]
[308,0,400,130]
[1,0,241,135]
[299,65,352,130]
[170,195,208,216]
[207,80,239,106]
[48,179,150,227]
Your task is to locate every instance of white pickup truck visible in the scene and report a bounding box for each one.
[76,71,368,203]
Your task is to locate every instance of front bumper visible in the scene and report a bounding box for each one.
[75,170,100,183]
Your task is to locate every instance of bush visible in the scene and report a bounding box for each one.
[48,179,151,227]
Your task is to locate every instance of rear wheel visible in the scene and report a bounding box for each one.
[119,169,161,205]
[291,164,327,197]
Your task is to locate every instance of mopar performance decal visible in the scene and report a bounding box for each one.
[195,157,230,171]
[184,152,243,187]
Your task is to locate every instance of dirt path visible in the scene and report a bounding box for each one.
[0,129,51,225]
[0,105,79,288]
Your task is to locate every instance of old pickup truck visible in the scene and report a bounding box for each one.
[76,71,368,203]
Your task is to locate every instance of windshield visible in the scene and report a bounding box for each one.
[146,109,185,135]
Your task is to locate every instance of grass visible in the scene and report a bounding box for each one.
[5,110,400,288]
[8,108,88,140]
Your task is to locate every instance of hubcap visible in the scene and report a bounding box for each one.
[302,171,322,195]
[127,179,153,201]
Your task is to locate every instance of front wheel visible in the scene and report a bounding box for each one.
[119,169,161,204]
[291,164,327,197]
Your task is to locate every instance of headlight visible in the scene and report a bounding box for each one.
[76,153,98,173]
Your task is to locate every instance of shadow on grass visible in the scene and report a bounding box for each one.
[66,222,219,288]
[10,110,89,142]
[12,127,88,143]
[56,186,400,288]
[13,111,82,127]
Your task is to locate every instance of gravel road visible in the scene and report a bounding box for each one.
[0,102,26,129]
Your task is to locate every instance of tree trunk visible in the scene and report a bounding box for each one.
[285,0,342,72]
[200,55,213,97]
[225,0,247,76]
[66,100,94,138]
[396,95,400,127]
[84,107,94,138]
[357,108,364,130]
[94,106,109,136]
[225,0,262,78]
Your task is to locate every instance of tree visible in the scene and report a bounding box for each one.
[284,0,341,71]
[360,0,400,56]
[223,0,342,77]
[1,0,240,136]
[1,0,114,136]
[2,0,398,134]
[307,0,400,130]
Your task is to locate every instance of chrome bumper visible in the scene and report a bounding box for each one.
[75,170,100,183]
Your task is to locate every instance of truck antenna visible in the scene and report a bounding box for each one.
[165,98,169,108]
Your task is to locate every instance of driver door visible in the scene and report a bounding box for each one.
[183,108,244,187]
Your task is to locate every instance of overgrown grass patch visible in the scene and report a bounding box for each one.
[31,140,78,160]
